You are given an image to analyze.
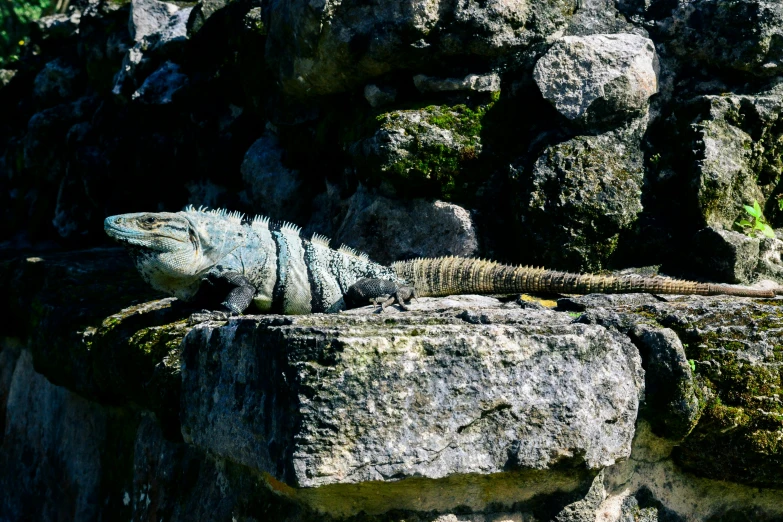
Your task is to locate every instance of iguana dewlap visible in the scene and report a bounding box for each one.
[104,207,776,315]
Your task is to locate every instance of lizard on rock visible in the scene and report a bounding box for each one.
[105,207,778,315]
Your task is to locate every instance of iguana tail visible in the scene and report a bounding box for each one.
[391,257,776,298]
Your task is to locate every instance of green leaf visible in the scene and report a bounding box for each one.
[737,219,753,227]
[744,204,761,218]
[759,223,776,238]
[688,359,696,372]
[754,200,763,215]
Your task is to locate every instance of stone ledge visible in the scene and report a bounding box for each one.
[180,297,644,495]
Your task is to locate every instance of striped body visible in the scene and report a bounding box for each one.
[106,207,400,314]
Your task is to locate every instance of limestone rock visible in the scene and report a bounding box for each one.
[129,0,187,42]
[33,58,83,107]
[35,8,82,41]
[666,0,783,77]
[240,132,305,224]
[131,61,188,104]
[187,0,241,34]
[351,102,490,198]
[534,33,658,127]
[180,301,644,487]
[630,325,701,440]
[691,227,761,285]
[363,84,397,108]
[682,88,783,230]
[311,185,480,264]
[523,118,646,271]
[568,293,783,488]
[757,236,783,282]
[0,349,109,521]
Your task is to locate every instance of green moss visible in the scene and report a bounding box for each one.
[648,301,783,486]
[354,100,497,200]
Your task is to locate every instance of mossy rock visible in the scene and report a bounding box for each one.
[521,117,646,272]
[349,98,498,199]
[1,248,191,439]
[638,299,783,487]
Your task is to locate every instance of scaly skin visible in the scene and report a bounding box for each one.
[105,207,777,316]
[392,257,775,298]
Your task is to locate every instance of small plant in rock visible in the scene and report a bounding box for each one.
[737,200,775,239]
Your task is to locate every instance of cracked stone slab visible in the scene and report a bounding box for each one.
[180,299,644,488]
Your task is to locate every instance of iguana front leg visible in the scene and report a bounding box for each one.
[345,278,417,311]
[191,271,257,323]
[216,272,257,314]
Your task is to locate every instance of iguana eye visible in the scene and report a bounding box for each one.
[143,216,157,225]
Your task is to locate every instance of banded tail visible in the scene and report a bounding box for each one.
[391,257,777,298]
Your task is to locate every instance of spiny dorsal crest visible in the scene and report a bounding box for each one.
[279,222,302,236]
[251,215,270,231]
[182,205,244,225]
[310,233,332,247]
[338,244,369,261]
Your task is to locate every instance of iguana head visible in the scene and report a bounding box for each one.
[104,212,210,300]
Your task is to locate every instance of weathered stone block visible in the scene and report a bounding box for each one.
[180,300,644,488]
[534,33,658,127]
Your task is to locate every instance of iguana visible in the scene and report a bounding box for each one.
[104,206,777,315]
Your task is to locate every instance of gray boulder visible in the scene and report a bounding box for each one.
[363,84,397,108]
[665,0,783,77]
[33,58,82,107]
[683,88,783,230]
[524,117,646,271]
[534,33,658,127]
[131,61,189,104]
[691,227,761,285]
[758,236,783,282]
[240,132,305,224]
[35,8,82,41]
[114,0,192,98]
[129,0,188,42]
[322,185,480,264]
[181,298,644,488]
[351,102,490,198]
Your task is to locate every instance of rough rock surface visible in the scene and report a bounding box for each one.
[129,0,186,42]
[534,33,658,126]
[33,58,83,106]
[523,118,646,271]
[351,101,492,199]
[413,73,501,94]
[664,0,783,77]
[240,131,305,224]
[180,299,644,486]
[265,0,577,97]
[131,61,188,104]
[310,185,480,264]
[691,227,761,285]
